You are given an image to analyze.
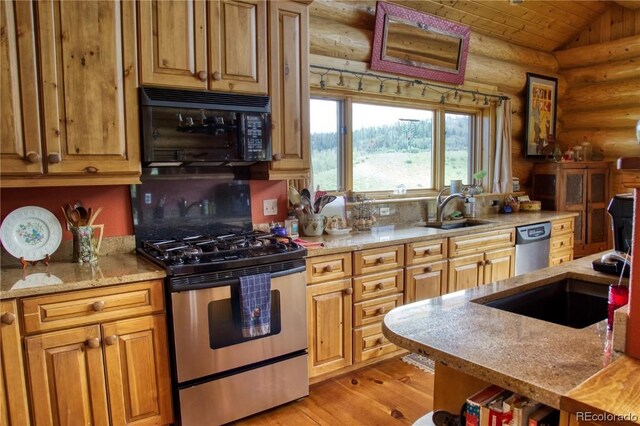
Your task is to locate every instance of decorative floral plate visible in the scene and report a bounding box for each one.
[0,206,63,261]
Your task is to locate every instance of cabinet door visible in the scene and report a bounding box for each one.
[209,0,267,93]
[483,247,515,284]
[0,1,42,175]
[585,167,610,251]
[448,253,484,293]
[138,0,207,89]
[562,169,587,249]
[37,0,140,175]
[267,1,310,176]
[307,279,352,378]
[103,314,173,426]
[405,260,448,302]
[0,300,30,426]
[25,325,109,426]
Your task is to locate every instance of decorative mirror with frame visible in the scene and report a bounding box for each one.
[370,1,471,85]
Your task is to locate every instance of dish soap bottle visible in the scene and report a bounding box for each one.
[285,214,299,238]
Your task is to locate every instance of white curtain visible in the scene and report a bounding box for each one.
[492,99,513,193]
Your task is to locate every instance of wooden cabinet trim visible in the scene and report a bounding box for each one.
[353,245,405,276]
[21,281,165,334]
[307,253,352,284]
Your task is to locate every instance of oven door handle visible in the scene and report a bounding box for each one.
[271,265,306,279]
[171,265,307,292]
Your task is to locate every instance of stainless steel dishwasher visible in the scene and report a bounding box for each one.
[514,222,552,276]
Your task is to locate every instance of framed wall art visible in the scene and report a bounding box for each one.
[524,73,558,157]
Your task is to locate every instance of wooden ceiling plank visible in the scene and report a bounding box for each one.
[393,0,558,51]
[520,1,603,30]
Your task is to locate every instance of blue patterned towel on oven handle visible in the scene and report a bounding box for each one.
[239,273,271,338]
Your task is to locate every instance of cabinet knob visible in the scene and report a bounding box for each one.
[92,301,105,312]
[323,264,333,273]
[104,335,118,346]
[84,166,98,174]
[485,259,491,265]
[377,307,386,315]
[424,266,432,273]
[375,257,385,265]
[478,261,484,267]
[344,287,353,296]
[26,151,41,163]
[48,152,61,164]
[376,283,384,290]
[376,337,385,345]
[423,249,431,255]
[559,259,564,263]
[196,70,208,82]
[560,242,564,246]
[212,71,222,81]
[86,338,100,348]
[272,153,282,161]
[1,312,15,325]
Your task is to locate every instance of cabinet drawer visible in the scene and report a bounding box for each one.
[353,245,404,275]
[353,293,403,327]
[353,269,404,302]
[550,233,574,252]
[307,253,352,284]
[550,249,573,266]
[551,217,574,236]
[448,229,515,257]
[21,280,164,334]
[353,322,398,363]
[405,239,447,265]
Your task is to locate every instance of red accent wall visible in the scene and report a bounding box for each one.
[0,181,288,241]
[626,188,640,358]
[1,186,133,241]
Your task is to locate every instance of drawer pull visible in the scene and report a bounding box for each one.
[323,264,334,273]
[48,152,61,164]
[92,301,105,312]
[272,153,282,161]
[1,312,15,325]
[478,261,484,267]
[104,335,118,346]
[86,338,100,349]
[375,257,385,265]
[26,151,41,163]
[84,166,98,174]
[196,70,208,82]
[559,259,564,263]
[344,287,353,296]
[423,249,431,255]
[377,307,386,315]
[376,337,385,345]
[212,71,222,81]
[560,242,565,246]
[376,283,384,290]
[424,266,432,273]
[485,260,491,265]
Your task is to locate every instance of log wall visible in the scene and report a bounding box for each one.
[554,35,640,195]
[308,0,560,189]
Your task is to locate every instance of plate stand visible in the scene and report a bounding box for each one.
[19,254,51,270]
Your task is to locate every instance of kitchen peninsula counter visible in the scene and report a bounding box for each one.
[0,254,166,299]
[303,211,577,256]
[382,254,625,409]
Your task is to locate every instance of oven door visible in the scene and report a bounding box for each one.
[170,269,307,383]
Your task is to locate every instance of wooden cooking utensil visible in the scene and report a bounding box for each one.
[88,207,103,226]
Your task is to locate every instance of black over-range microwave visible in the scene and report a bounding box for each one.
[139,87,271,166]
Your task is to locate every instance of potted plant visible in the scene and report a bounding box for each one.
[470,170,486,195]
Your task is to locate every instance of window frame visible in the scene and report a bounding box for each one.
[310,91,486,196]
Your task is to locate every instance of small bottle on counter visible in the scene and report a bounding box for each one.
[285,215,299,238]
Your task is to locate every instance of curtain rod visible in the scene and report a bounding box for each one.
[310,64,510,104]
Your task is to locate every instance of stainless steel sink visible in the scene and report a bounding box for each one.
[424,219,496,229]
[477,278,609,329]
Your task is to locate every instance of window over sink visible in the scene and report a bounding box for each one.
[310,97,479,194]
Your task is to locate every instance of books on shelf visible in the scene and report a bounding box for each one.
[527,405,559,426]
[466,387,559,426]
[466,385,504,426]
[501,394,541,426]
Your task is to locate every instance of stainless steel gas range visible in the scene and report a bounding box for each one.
[132,170,309,425]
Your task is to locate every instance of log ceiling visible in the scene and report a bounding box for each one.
[309,0,614,52]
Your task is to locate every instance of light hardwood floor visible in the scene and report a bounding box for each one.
[235,356,435,425]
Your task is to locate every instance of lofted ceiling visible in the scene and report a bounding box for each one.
[310,1,637,53]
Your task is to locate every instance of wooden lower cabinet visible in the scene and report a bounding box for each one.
[484,247,516,284]
[0,300,30,426]
[405,260,448,303]
[25,314,172,426]
[307,278,352,378]
[550,217,575,266]
[448,248,515,293]
[353,322,397,363]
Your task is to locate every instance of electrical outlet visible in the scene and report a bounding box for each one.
[379,207,390,216]
[144,193,152,204]
[263,199,278,216]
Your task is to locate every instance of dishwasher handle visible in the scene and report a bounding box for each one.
[516,222,551,244]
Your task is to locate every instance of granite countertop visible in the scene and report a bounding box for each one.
[382,254,627,409]
[0,254,166,299]
[303,211,577,256]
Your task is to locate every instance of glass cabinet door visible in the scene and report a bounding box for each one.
[563,169,587,247]
[587,168,610,246]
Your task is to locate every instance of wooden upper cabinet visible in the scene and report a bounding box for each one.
[36,0,140,176]
[266,0,310,177]
[138,0,207,89]
[138,0,267,94]
[209,0,268,93]
[0,1,42,175]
